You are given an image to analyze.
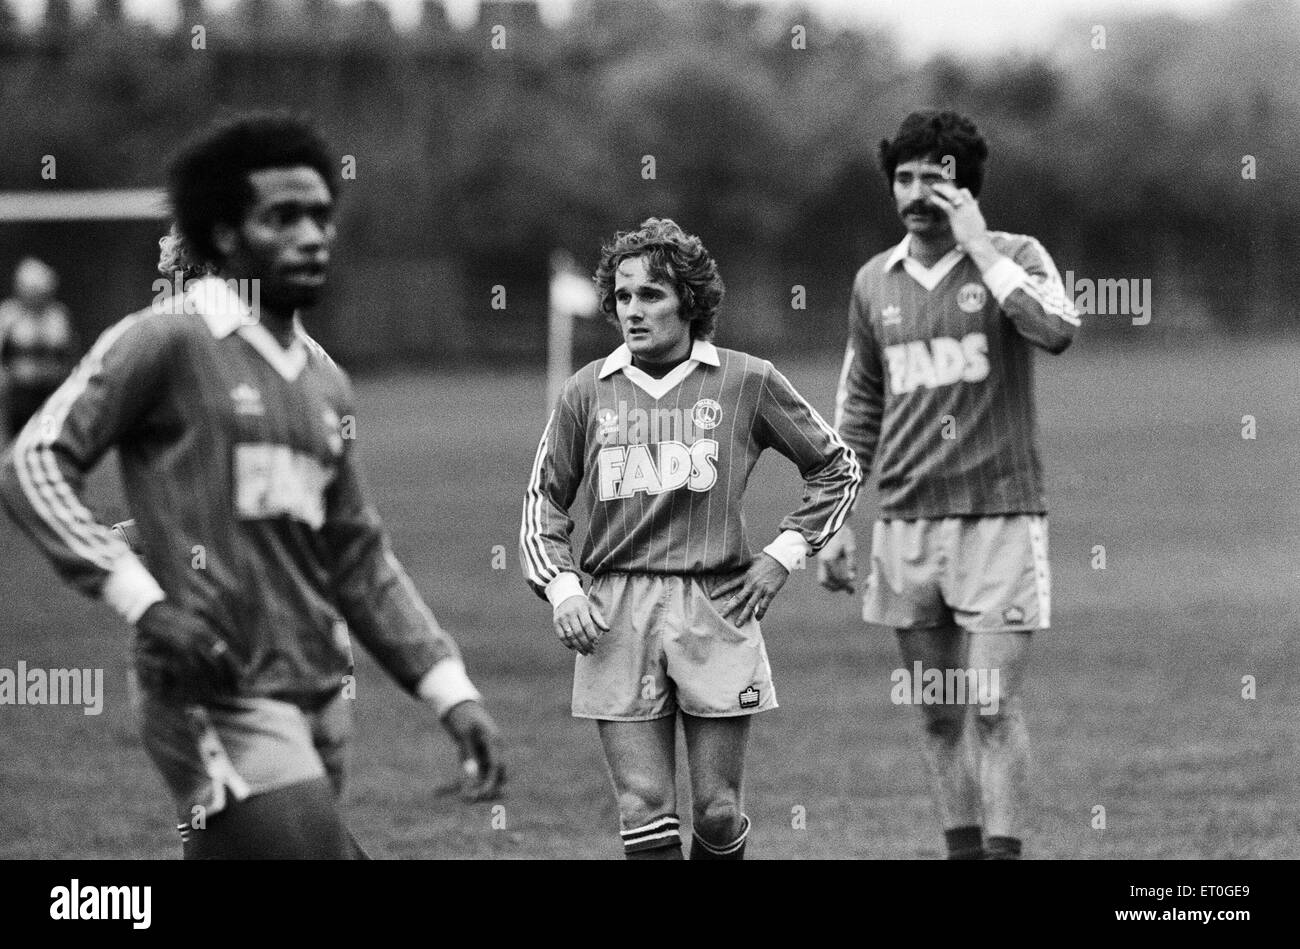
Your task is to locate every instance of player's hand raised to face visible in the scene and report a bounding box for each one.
[553,594,610,656]
[927,182,988,250]
[714,552,789,626]
[817,525,857,594]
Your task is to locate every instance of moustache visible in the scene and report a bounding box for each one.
[902,201,937,217]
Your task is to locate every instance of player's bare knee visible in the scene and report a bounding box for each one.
[919,704,966,745]
[693,791,742,841]
[973,692,1022,739]
[616,786,672,828]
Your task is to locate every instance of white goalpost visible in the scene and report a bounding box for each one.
[0,188,169,223]
[547,251,599,409]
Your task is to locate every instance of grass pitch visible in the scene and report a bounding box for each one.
[1,335,1296,858]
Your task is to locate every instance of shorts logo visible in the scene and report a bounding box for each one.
[596,408,620,443]
[957,283,988,313]
[739,686,760,709]
[691,398,722,431]
[1002,606,1026,625]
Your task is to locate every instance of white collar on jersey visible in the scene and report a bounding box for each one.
[185,275,309,382]
[884,235,966,292]
[598,338,720,400]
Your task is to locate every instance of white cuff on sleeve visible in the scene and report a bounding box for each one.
[980,256,1028,304]
[762,530,809,573]
[102,551,166,624]
[545,571,585,609]
[416,657,483,718]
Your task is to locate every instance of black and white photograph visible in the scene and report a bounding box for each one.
[0,0,1293,921]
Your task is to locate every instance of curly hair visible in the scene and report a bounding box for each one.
[594,218,724,341]
[156,223,216,280]
[878,110,989,197]
[165,112,335,269]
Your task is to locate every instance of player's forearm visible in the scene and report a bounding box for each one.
[0,441,162,619]
[1001,287,1077,353]
[835,419,880,483]
[518,489,582,601]
[336,548,466,694]
[543,571,584,607]
[776,452,861,556]
[970,240,1078,353]
[415,656,484,719]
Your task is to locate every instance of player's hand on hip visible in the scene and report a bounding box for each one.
[714,552,789,626]
[553,594,610,656]
[817,525,857,594]
[928,182,989,250]
[133,601,243,704]
[442,699,507,802]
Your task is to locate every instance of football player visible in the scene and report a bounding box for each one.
[521,218,860,859]
[819,111,1079,859]
[0,113,504,858]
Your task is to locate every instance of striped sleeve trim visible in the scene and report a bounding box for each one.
[520,410,562,587]
[804,398,861,547]
[9,317,143,573]
[766,366,861,548]
[832,342,855,430]
[1017,236,1082,327]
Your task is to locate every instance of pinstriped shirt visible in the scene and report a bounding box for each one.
[520,340,861,601]
[834,231,1080,519]
[0,277,461,703]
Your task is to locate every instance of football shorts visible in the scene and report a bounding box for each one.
[572,572,778,721]
[136,688,352,822]
[862,515,1050,632]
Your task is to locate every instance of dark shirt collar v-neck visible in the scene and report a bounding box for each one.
[631,352,692,379]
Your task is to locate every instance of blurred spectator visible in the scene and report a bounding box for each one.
[0,258,77,439]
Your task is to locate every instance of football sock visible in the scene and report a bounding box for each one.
[690,813,750,860]
[622,815,683,859]
[985,835,1022,860]
[944,824,985,860]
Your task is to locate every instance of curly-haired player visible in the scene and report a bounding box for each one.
[819,110,1080,859]
[521,218,860,859]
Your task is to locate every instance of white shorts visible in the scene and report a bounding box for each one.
[862,515,1051,632]
[573,572,778,720]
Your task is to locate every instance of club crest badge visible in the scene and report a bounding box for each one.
[230,383,264,417]
[691,398,722,431]
[322,409,344,456]
[957,283,988,313]
[1002,605,1026,625]
[738,686,760,709]
[882,304,902,325]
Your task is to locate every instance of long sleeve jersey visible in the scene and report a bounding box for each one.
[0,276,461,704]
[834,231,1080,518]
[520,339,861,600]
